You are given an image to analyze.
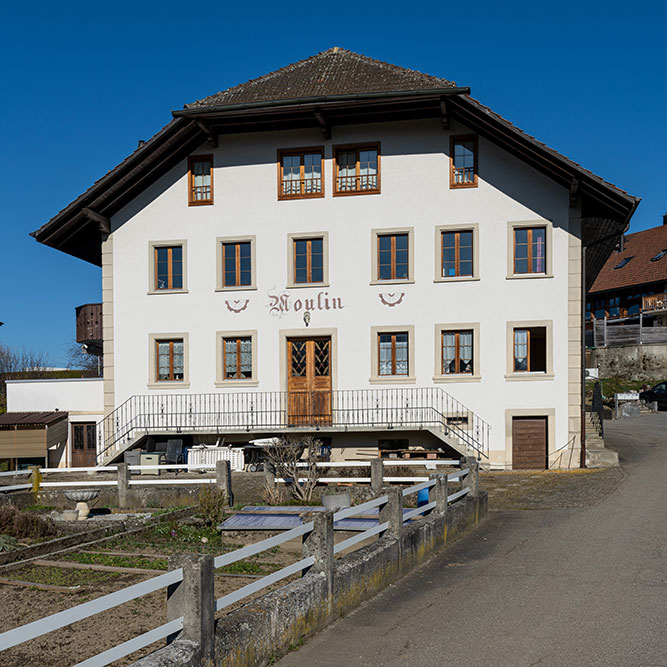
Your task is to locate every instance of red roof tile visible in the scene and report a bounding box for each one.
[589,225,667,293]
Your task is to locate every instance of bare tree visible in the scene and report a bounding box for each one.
[64,343,101,376]
[0,344,51,412]
[263,435,321,502]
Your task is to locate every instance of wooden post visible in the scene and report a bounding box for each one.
[639,311,643,344]
[29,465,41,502]
[370,458,384,494]
[603,315,607,347]
[216,460,233,507]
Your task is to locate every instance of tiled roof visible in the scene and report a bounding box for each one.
[184,47,457,110]
[0,412,68,428]
[589,225,667,294]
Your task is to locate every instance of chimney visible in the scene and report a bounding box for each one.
[663,213,667,226]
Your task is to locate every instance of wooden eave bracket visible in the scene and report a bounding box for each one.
[314,109,331,140]
[82,208,110,235]
[440,97,449,130]
[570,178,580,208]
[196,121,219,147]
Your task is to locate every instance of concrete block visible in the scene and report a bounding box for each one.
[586,448,619,468]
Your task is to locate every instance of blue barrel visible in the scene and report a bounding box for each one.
[417,487,429,507]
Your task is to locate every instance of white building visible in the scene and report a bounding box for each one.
[31,48,638,469]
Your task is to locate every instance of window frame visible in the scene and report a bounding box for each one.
[277,147,325,200]
[155,339,184,382]
[216,330,258,386]
[505,320,554,381]
[370,325,416,384]
[434,224,479,282]
[507,220,553,279]
[449,135,478,189]
[148,333,190,389]
[333,142,381,196]
[286,232,329,289]
[370,227,414,285]
[434,323,481,382]
[148,240,188,294]
[216,236,257,291]
[187,155,213,206]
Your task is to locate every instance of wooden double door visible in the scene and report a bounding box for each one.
[287,337,332,426]
[71,422,97,467]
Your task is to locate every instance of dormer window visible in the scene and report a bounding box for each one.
[613,256,634,270]
[450,135,478,188]
[651,250,667,262]
[188,155,213,205]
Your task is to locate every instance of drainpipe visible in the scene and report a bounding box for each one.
[581,246,587,468]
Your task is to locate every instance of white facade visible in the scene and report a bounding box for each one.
[105,118,579,469]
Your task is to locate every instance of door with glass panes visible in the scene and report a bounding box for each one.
[71,423,97,467]
[287,338,332,426]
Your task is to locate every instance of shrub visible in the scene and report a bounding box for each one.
[197,486,228,526]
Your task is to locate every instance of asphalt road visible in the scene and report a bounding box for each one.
[277,414,667,667]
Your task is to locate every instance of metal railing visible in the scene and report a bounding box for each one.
[97,387,491,463]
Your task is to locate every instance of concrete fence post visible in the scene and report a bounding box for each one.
[116,463,129,509]
[370,458,384,494]
[302,510,334,598]
[167,553,215,665]
[465,457,479,498]
[430,473,448,517]
[379,486,403,539]
[263,461,275,490]
[216,460,234,507]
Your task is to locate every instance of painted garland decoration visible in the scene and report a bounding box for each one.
[225,299,250,313]
[378,293,405,307]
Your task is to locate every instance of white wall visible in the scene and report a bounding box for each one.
[7,378,104,414]
[109,118,573,468]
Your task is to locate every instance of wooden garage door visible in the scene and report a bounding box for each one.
[512,417,547,470]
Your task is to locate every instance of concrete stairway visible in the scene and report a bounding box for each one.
[585,411,619,468]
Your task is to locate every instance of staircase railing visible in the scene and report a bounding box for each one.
[97,387,490,463]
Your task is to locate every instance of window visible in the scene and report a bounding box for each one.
[442,330,473,374]
[613,256,634,269]
[188,155,213,205]
[450,135,478,188]
[294,237,324,284]
[378,233,408,281]
[73,424,96,451]
[222,242,252,288]
[651,250,667,262]
[514,227,546,274]
[278,148,324,199]
[378,332,409,376]
[513,327,546,373]
[442,230,473,278]
[154,245,183,290]
[224,337,253,379]
[334,144,380,195]
[156,339,184,381]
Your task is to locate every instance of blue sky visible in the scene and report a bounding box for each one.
[1,0,665,365]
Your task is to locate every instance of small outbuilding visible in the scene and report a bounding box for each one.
[0,411,68,470]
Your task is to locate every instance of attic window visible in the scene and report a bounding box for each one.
[651,250,667,262]
[613,257,634,270]
[188,155,213,205]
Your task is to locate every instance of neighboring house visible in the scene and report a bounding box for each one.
[6,378,104,467]
[30,48,638,470]
[0,411,68,470]
[587,219,667,348]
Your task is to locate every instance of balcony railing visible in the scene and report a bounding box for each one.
[97,387,490,463]
[280,178,322,197]
[335,174,378,193]
[643,292,667,312]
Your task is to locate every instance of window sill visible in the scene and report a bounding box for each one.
[433,276,480,284]
[147,289,189,295]
[214,380,259,387]
[147,382,191,390]
[504,373,554,382]
[215,286,257,293]
[369,376,417,385]
[188,200,213,207]
[333,189,381,197]
[433,375,481,383]
[278,193,325,201]
[370,279,415,286]
[506,274,554,280]
[449,182,478,190]
[286,282,330,290]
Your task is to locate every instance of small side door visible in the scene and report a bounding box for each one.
[71,423,97,467]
